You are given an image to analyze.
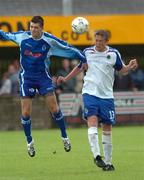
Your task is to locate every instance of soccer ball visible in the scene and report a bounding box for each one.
[71,17,89,34]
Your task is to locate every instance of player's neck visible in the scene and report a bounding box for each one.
[32,32,43,40]
[95,46,107,52]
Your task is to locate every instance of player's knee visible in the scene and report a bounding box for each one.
[21,104,31,116]
[87,117,98,127]
[50,106,59,114]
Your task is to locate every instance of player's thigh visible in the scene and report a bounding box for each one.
[19,78,36,98]
[44,92,59,113]
[38,78,54,96]
[82,93,99,119]
[21,98,32,117]
[99,98,116,125]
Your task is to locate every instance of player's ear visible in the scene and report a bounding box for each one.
[105,39,109,44]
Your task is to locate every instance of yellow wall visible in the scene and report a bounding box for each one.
[0,15,144,47]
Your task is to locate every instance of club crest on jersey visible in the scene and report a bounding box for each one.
[107,55,111,59]
[42,45,46,51]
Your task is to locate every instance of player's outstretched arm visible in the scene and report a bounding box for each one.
[120,59,138,74]
[57,64,85,85]
[45,32,87,64]
[0,30,24,45]
[0,30,15,41]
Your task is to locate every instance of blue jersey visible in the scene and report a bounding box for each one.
[0,30,86,77]
[0,30,86,97]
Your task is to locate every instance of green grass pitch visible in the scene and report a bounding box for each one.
[0,126,144,180]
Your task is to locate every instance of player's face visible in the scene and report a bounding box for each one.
[30,22,43,39]
[95,35,108,52]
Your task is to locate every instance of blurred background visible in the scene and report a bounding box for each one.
[0,0,144,130]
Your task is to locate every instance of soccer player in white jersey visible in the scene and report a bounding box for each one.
[57,30,138,171]
[0,16,87,157]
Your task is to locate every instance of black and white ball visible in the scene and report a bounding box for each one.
[71,17,89,34]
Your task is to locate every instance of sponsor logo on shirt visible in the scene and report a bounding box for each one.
[24,50,42,58]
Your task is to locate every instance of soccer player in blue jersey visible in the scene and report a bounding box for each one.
[57,30,138,171]
[0,16,87,157]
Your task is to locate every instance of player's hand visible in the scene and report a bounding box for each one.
[57,76,66,85]
[82,63,88,71]
[128,59,138,71]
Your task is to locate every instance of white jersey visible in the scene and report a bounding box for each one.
[82,45,124,99]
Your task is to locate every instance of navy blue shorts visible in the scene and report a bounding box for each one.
[82,93,116,125]
[19,75,54,97]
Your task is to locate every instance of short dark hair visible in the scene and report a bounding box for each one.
[31,16,44,27]
[94,29,111,41]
